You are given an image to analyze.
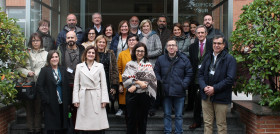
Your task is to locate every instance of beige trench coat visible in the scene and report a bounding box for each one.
[73,62,109,130]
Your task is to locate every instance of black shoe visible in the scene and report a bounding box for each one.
[189,123,201,130]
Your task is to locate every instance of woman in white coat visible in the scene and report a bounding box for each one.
[73,45,109,134]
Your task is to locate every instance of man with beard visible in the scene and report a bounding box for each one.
[129,16,141,36]
[57,14,84,46]
[57,31,85,130]
[203,14,224,41]
[57,31,85,84]
[92,12,104,36]
[156,15,172,54]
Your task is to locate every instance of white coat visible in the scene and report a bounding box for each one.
[73,62,109,130]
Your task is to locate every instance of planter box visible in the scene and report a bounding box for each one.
[232,100,280,134]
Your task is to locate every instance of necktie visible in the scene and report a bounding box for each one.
[200,42,204,57]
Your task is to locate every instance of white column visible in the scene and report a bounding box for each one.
[173,0,178,23]
[80,0,85,30]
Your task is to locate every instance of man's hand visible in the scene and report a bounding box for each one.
[204,86,214,96]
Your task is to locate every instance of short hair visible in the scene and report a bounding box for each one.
[117,20,130,35]
[195,25,208,34]
[83,28,98,42]
[129,16,139,23]
[172,23,184,37]
[92,12,102,19]
[140,19,152,31]
[131,42,149,63]
[28,33,43,49]
[46,50,59,66]
[166,38,177,48]
[81,45,99,62]
[213,35,226,44]
[126,34,139,44]
[102,24,116,37]
[204,14,213,21]
[94,35,108,49]
[158,15,168,22]
[38,19,50,27]
[183,20,190,24]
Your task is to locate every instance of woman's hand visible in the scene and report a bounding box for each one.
[119,85,124,93]
[110,88,116,94]
[74,103,80,108]
[136,80,148,89]
[101,102,107,108]
[28,71,35,77]
[128,85,137,93]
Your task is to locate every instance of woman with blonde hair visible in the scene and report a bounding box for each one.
[95,35,119,113]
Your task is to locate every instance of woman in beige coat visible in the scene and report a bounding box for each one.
[73,46,109,133]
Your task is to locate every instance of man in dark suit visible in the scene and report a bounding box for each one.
[92,12,104,36]
[188,25,213,129]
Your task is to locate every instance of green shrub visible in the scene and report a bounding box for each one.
[0,8,28,104]
[231,0,280,110]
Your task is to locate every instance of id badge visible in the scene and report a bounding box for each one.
[210,70,215,75]
[67,67,74,74]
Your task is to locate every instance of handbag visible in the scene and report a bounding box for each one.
[16,50,37,100]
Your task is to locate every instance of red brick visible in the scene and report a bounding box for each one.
[275,125,280,128]
[260,124,275,128]
[255,128,266,132]
[266,129,280,132]
[266,120,280,124]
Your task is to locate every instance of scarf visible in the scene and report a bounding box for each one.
[140,31,152,45]
[122,59,157,99]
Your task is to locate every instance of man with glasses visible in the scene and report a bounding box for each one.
[188,25,213,130]
[198,35,236,134]
[57,14,84,46]
[129,16,141,36]
[154,39,193,134]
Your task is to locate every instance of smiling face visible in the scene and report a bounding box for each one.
[127,36,138,49]
[66,31,77,46]
[105,26,113,37]
[92,13,102,25]
[135,46,145,61]
[130,16,139,29]
[173,26,182,37]
[190,24,197,35]
[96,38,107,52]
[50,52,59,67]
[195,27,207,42]
[213,37,225,55]
[166,40,178,55]
[120,22,129,34]
[88,29,96,42]
[86,48,96,62]
[142,22,151,34]
[32,36,41,50]
[39,22,49,34]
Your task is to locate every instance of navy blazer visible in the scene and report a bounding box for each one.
[198,50,237,104]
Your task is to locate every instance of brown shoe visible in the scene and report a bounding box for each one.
[189,123,201,129]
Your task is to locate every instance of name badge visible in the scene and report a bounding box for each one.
[67,67,74,74]
[210,70,215,75]
[198,65,201,69]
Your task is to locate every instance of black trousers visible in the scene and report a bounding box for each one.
[126,92,151,134]
[187,84,196,110]
[192,84,202,124]
[78,130,105,134]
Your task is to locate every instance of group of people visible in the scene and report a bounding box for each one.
[18,12,236,134]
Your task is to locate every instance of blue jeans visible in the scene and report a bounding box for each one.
[163,96,185,134]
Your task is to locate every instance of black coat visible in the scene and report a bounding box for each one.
[198,50,237,104]
[189,38,213,80]
[37,66,70,130]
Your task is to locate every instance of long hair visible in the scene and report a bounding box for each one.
[172,23,184,37]
[46,50,59,66]
[28,33,43,49]
[94,35,108,52]
[131,42,149,63]
[81,45,99,62]
[117,20,130,35]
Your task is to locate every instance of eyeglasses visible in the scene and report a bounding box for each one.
[40,25,48,28]
[32,40,41,42]
[88,33,95,35]
[167,44,177,47]
[128,39,136,42]
[136,50,145,53]
[183,25,189,27]
[213,42,224,45]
